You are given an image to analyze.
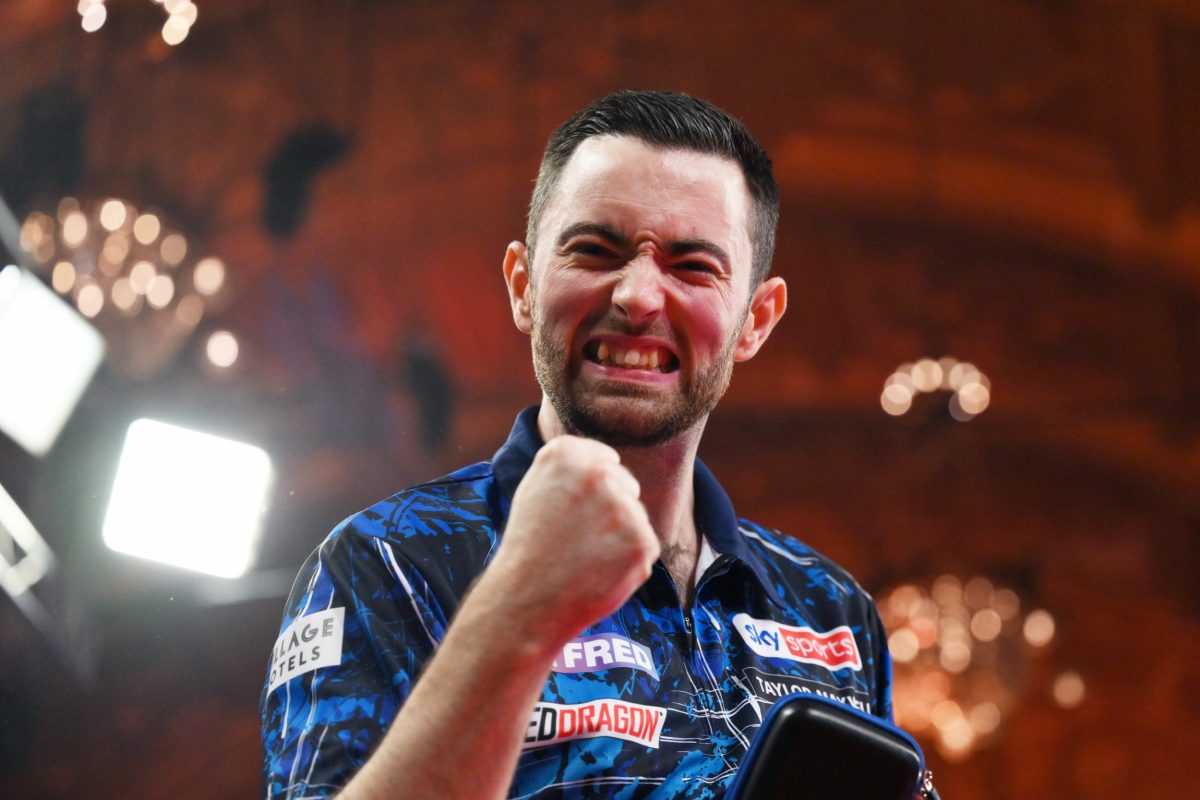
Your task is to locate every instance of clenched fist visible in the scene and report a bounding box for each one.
[481,435,661,648]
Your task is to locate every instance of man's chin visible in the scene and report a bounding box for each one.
[556,396,696,449]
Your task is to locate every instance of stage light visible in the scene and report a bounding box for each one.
[0,265,105,456]
[102,419,273,578]
[0,480,57,597]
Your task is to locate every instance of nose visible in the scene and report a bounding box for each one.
[611,254,665,326]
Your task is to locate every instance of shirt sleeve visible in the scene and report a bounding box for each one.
[868,602,895,722]
[259,527,449,799]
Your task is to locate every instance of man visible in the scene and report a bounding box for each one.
[261,91,892,799]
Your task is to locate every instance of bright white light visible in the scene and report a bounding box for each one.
[133,213,161,245]
[174,2,198,25]
[129,260,156,294]
[911,358,942,393]
[0,265,105,456]
[146,274,175,309]
[62,211,88,247]
[881,383,913,416]
[77,283,104,317]
[193,257,224,295]
[81,2,107,33]
[162,17,190,46]
[102,419,273,578]
[0,480,57,596]
[99,199,127,231]
[207,330,238,367]
[958,382,991,414]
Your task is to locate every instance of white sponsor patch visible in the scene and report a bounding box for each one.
[733,612,862,671]
[268,607,345,694]
[523,699,667,750]
[551,632,659,680]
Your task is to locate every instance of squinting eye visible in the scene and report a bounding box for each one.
[572,243,614,257]
[675,261,717,275]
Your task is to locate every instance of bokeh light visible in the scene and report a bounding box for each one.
[881,356,992,422]
[206,330,239,367]
[19,197,231,379]
[883,575,1072,760]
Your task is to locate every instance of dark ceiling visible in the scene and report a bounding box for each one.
[1,1,1198,798]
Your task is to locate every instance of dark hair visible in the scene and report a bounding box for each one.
[527,90,779,285]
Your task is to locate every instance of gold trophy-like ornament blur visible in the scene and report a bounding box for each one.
[880,575,1081,761]
[20,197,228,378]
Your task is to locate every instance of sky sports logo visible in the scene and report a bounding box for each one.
[733,613,862,671]
[523,699,667,750]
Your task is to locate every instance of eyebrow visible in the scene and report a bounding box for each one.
[555,222,731,272]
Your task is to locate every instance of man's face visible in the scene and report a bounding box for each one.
[521,135,758,447]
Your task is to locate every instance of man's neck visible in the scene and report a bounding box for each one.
[536,400,705,602]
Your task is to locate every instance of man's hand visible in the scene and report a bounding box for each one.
[485,435,662,646]
[338,436,661,800]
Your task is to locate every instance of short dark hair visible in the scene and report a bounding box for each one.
[527,90,780,285]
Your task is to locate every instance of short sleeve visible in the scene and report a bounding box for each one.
[260,526,449,799]
[868,603,894,722]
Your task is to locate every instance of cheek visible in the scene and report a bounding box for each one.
[673,292,741,352]
[533,273,604,329]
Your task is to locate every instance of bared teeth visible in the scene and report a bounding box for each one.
[592,343,672,371]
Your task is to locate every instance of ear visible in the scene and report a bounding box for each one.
[503,241,534,334]
[734,276,787,362]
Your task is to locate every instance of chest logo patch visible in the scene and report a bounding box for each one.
[551,632,659,680]
[523,699,667,750]
[733,613,862,672]
[267,607,345,694]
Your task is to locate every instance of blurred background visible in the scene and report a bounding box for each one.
[1,1,1198,797]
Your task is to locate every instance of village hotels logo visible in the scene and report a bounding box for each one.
[268,607,345,693]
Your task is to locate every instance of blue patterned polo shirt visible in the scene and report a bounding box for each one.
[261,408,892,798]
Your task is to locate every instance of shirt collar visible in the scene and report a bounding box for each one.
[492,407,785,607]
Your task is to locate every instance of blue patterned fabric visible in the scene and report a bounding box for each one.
[261,408,892,799]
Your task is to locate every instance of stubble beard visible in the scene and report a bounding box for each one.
[531,309,741,449]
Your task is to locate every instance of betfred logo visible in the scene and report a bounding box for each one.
[733,613,862,671]
[523,700,667,750]
[552,633,658,680]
